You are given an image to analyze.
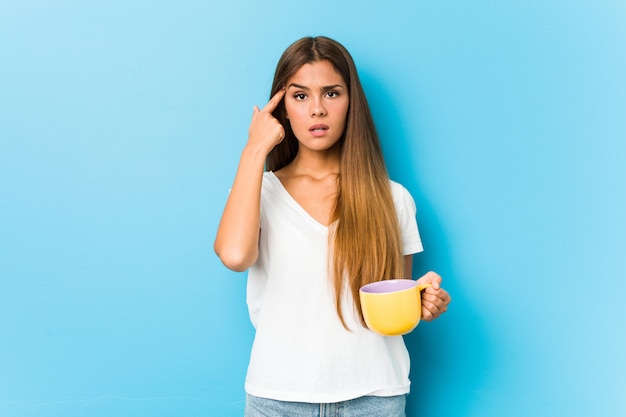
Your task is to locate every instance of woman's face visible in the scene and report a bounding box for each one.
[283,60,349,154]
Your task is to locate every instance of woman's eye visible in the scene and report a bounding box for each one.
[294,93,306,100]
[326,91,339,98]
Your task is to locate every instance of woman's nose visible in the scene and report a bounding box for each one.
[310,97,326,117]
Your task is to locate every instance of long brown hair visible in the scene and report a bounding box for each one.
[266,36,404,328]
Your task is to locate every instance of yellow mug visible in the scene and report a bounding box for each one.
[359,279,432,336]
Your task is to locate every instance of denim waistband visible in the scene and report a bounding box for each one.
[244,393,406,417]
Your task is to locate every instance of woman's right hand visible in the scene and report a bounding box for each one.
[247,88,286,155]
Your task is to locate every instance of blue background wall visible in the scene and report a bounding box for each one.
[1,1,624,416]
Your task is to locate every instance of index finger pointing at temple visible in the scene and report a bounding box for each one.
[261,88,286,113]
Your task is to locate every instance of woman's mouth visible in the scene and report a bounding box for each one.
[309,124,329,137]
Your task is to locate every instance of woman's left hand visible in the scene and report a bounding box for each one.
[416,271,451,321]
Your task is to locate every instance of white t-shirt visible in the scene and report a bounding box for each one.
[245,171,423,403]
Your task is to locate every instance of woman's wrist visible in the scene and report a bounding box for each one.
[240,144,270,170]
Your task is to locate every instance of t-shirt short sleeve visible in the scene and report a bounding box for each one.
[390,180,423,256]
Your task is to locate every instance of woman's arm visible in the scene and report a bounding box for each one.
[404,255,413,279]
[214,89,285,271]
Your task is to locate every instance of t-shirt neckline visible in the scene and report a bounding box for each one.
[267,171,335,230]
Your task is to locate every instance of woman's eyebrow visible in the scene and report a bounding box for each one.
[287,83,309,90]
[321,84,345,91]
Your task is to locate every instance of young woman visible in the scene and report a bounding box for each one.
[214,36,451,416]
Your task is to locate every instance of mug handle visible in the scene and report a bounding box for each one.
[416,283,432,322]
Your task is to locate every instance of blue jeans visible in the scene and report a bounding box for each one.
[244,393,406,417]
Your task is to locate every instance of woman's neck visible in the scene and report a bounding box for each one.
[281,147,340,180]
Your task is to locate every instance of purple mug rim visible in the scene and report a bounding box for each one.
[360,279,418,294]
